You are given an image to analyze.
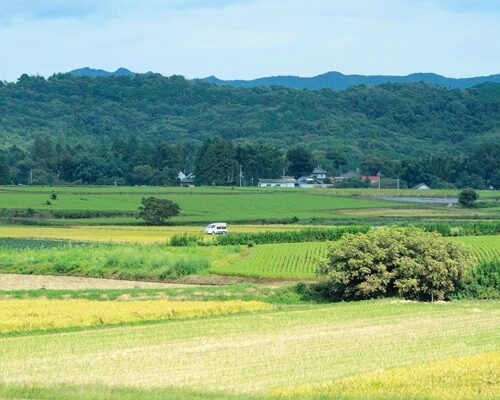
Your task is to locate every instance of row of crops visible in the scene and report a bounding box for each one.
[211,235,500,279]
[450,235,500,265]
[211,241,331,279]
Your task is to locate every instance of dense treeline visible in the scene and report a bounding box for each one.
[0,74,499,187]
[0,133,498,188]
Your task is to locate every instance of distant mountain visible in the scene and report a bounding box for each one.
[202,71,500,90]
[68,67,135,77]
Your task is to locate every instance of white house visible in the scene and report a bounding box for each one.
[258,177,296,188]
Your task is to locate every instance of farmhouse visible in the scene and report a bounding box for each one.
[311,166,327,180]
[258,177,296,188]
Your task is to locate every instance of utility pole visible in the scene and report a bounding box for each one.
[397,176,400,190]
[377,171,381,190]
[239,165,243,187]
[29,168,33,185]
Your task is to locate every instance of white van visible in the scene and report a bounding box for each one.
[204,223,228,235]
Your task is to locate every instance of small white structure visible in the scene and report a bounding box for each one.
[178,171,195,186]
[258,177,296,188]
[296,176,332,188]
[413,183,431,190]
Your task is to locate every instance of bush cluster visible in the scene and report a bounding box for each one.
[318,227,468,301]
[455,258,500,299]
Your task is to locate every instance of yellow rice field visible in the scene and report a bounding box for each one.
[0,224,315,243]
[274,351,500,400]
[0,299,272,333]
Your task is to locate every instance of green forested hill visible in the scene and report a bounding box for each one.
[0,74,499,186]
[1,74,499,157]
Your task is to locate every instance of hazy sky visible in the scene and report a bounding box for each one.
[1,0,500,81]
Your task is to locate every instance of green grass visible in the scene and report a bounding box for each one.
[0,187,394,221]
[0,242,242,281]
[0,300,497,398]
[2,185,499,199]
[0,284,308,304]
[1,185,498,225]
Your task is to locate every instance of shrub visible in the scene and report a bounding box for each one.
[137,197,180,225]
[456,258,500,299]
[318,227,468,301]
[458,188,479,208]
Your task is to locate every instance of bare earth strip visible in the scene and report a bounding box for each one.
[0,274,192,290]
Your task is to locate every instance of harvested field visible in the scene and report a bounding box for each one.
[0,300,497,396]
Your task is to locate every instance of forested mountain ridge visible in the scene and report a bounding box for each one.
[1,73,499,154]
[66,67,500,90]
[0,73,499,187]
[203,71,500,90]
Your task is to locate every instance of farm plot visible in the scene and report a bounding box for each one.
[0,300,498,398]
[0,299,271,333]
[0,224,316,243]
[211,235,500,280]
[210,242,330,279]
[450,235,500,263]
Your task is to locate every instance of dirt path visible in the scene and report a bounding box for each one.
[0,274,194,290]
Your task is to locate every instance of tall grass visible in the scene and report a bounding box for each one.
[214,226,371,246]
[0,243,211,281]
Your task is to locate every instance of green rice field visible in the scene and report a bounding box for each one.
[1,186,498,224]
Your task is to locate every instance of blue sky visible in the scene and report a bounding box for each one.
[1,0,499,81]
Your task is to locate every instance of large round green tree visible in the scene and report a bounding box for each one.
[318,227,468,301]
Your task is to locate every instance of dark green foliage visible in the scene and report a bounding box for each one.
[286,147,314,178]
[137,197,180,225]
[333,178,370,188]
[214,226,370,245]
[1,74,499,186]
[459,188,479,208]
[194,137,239,185]
[456,258,500,299]
[0,153,9,184]
[318,227,468,301]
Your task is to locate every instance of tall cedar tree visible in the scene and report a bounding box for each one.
[194,138,239,185]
